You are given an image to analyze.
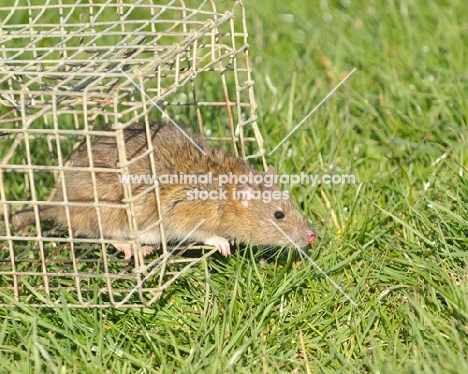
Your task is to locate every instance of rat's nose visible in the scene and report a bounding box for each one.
[307,233,317,243]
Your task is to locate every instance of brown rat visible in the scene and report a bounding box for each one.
[12,123,316,258]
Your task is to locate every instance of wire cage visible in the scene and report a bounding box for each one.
[0,0,266,308]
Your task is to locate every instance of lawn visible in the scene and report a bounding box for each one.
[1,0,468,372]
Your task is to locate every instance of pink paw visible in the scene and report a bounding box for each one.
[141,245,154,256]
[206,236,231,256]
[114,244,154,259]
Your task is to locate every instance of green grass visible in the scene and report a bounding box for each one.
[1,0,468,372]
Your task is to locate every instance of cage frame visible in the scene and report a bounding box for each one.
[0,0,266,308]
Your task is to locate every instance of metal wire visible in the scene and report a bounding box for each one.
[0,0,266,308]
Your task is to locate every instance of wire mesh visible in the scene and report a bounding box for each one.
[0,0,265,308]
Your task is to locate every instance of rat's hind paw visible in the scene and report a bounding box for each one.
[114,243,133,260]
[141,245,154,256]
[114,244,154,259]
[206,236,231,256]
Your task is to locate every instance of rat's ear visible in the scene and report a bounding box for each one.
[236,184,253,207]
[266,165,276,175]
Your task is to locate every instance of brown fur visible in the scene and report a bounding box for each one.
[12,123,316,258]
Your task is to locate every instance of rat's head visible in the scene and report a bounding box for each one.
[220,166,316,248]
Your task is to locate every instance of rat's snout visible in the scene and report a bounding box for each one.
[307,232,317,244]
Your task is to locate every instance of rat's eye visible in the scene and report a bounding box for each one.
[274,211,285,220]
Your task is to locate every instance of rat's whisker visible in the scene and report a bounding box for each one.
[13,121,318,303]
[264,246,282,262]
[268,219,357,307]
[261,244,274,252]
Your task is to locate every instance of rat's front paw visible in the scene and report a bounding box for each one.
[206,236,231,256]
